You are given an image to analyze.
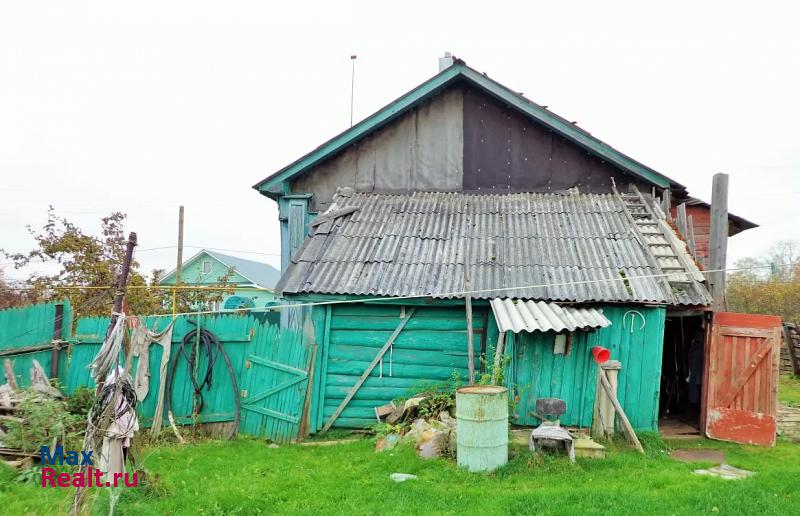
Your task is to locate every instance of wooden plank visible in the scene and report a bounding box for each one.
[717,338,772,408]
[676,203,688,239]
[687,214,697,259]
[718,326,774,338]
[321,307,416,432]
[784,325,800,376]
[706,407,776,446]
[599,370,644,453]
[464,246,475,384]
[241,404,299,424]
[247,355,307,376]
[714,312,781,329]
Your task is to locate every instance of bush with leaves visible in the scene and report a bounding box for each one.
[3,390,85,453]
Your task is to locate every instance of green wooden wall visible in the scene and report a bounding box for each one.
[313,303,489,430]
[310,302,665,433]
[508,305,666,431]
[0,301,73,388]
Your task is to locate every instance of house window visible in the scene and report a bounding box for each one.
[201,260,212,274]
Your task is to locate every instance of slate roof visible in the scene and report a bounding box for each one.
[276,191,712,306]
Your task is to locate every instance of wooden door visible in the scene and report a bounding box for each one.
[703,312,782,446]
[239,324,313,442]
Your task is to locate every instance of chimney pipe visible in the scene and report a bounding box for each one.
[438,52,454,72]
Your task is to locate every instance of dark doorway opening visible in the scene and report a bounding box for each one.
[659,313,706,437]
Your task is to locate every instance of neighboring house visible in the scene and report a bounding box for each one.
[252,56,782,446]
[159,249,280,310]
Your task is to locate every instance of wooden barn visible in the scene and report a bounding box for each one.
[254,56,783,445]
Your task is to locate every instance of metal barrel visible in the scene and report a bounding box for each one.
[455,385,508,472]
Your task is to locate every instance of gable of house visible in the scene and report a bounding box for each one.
[159,250,280,288]
[254,58,755,270]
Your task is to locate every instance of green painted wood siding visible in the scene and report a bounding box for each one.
[67,314,260,427]
[316,304,488,430]
[0,301,73,388]
[509,305,666,431]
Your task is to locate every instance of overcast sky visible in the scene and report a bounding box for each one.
[2,1,798,282]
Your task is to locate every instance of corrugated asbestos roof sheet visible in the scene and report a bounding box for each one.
[490,299,611,333]
[276,191,712,306]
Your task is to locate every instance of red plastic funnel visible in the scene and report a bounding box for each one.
[591,346,610,364]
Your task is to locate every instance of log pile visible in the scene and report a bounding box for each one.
[782,323,800,376]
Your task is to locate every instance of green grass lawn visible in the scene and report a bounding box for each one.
[780,375,800,407]
[1,435,799,515]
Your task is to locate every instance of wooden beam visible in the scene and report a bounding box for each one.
[464,268,475,385]
[661,189,672,221]
[784,325,800,376]
[599,370,644,453]
[687,214,697,260]
[676,203,688,239]
[321,307,416,432]
[709,173,729,311]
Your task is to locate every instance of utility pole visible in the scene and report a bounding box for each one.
[709,173,729,311]
[173,206,184,315]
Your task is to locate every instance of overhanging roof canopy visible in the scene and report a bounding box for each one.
[277,191,713,306]
[490,299,611,334]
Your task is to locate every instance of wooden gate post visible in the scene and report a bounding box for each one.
[592,360,621,439]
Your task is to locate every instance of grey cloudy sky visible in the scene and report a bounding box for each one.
[2,1,798,281]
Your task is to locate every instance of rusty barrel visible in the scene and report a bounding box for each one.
[455,385,508,472]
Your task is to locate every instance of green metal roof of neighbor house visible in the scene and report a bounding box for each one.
[160,249,281,288]
[254,58,681,196]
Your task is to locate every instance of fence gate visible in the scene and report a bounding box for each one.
[703,311,783,446]
[239,324,312,442]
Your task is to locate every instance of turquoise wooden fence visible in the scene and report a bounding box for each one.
[0,302,311,443]
[0,301,73,388]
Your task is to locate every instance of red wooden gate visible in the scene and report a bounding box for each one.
[702,312,782,446]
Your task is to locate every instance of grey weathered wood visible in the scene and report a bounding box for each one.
[661,189,672,221]
[599,370,644,453]
[3,359,18,391]
[784,325,800,376]
[687,214,697,259]
[491,331,506,385]
[322,307,417,432]
[464,266,475,385]
[676,203,688,238]
[592,360,621,439]
[709,173,729,311]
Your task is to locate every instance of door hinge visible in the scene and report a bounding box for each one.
[241,389,248,398]
[245,360,252,369]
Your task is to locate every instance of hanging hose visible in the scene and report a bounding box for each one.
[164,322,240,440]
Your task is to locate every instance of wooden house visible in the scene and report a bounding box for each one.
[253,57,782,445]
[159,249,280,310]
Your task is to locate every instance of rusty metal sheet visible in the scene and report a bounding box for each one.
[703,311,783,447]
